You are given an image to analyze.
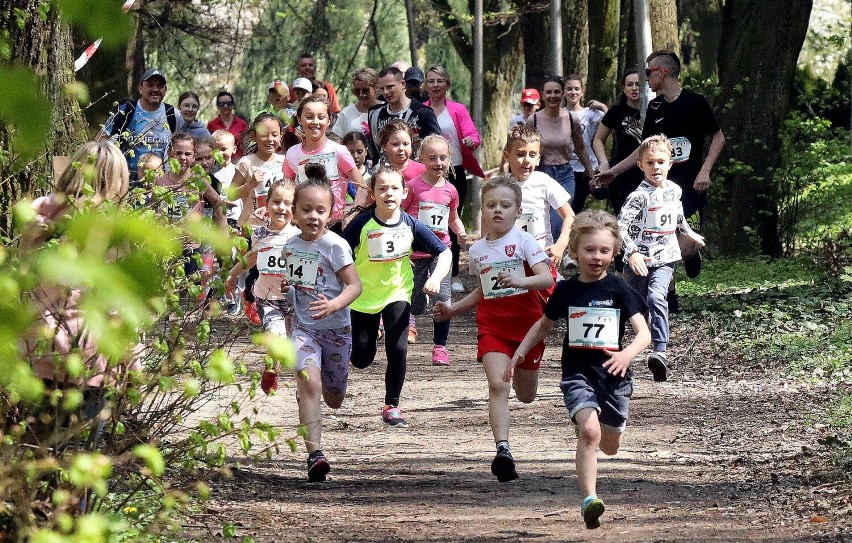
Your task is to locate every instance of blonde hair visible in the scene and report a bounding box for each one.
[481,174,522,208]
[568,210,622,255]
[419,134,450,154]
[637,134,673,160]
[352,67,378,87]
[56,141,129,203]
[211,129,235,146]
[425,66,452,87]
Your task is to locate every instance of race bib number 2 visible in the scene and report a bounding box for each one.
[567,306,620,349]
[479,259,526,299]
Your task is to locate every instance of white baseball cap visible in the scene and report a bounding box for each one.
[292,78,312,93]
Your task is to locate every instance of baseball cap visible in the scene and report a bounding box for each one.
[520,88,540,105]
[292,77,313,93]
[404,67,425,84]
[268,79,288,92]
[141,68,166,84]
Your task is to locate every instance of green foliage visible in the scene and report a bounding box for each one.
[55,0,130,49]
[0,65,52,159]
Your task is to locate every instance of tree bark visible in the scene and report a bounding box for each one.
[678,0,722,78]
[561,0,588,77]
[0,1,87,236]
[649,0,679,57]
[586,0,619,103]
[617,0,637,79]
[520,0,550,90]
[713,0,813,255]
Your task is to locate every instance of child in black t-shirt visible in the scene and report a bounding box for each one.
[511,209,650,530]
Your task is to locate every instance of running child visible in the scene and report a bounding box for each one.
[378,119,425,182]
[503,126,575,268]
[281,165,362,482]
[283,95,365,231]
[401,135,465,363]
[343,130,372,213]
[342,166,451,428]
[510,209,650,529]
[617,135,704,381]
[224,180,300,390]
[433,176,553,482]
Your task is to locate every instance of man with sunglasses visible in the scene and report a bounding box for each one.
[207,91,248,160]
[595,50,724,282]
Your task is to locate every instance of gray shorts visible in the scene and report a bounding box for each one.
[257,299,293,337]
[561,366,633,433]
[411,257,451,316]
[292,325,352,395]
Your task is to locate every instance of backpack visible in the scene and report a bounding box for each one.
[109,99,177,152]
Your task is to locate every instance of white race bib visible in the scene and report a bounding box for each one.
[645,204,676,233]
[166,193,192,222]
[567,306,620,349]
[256,241,287,276]
[670,137,691,164]
[297,152,340,183]
[253,163,285,200]
[285,248,320,289]
[478,259,526,299]
[417,202,450,234]
[516,212,546,245]
[366,225,412,262]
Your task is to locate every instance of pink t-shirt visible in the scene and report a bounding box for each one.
[282,139,356,223]
[402,174,459,259]
[400,160,426,183]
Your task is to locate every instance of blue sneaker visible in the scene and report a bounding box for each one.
[581,495,605,529]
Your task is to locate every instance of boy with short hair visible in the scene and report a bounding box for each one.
[503,126,575,267]
[617,134,705,382]
[212,129,243,315]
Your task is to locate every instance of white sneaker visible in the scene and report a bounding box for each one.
[451,279,464,293]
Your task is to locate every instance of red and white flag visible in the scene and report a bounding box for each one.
[73,38,101,72]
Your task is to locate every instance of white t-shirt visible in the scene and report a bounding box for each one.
[436,108,462,167]
[332,104,369,138]
[215,163,241,221]
[235,153,286,208]
[468,227,548,301]
[570,107,605,173]
[514,171,571,248]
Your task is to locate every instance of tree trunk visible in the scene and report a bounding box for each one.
[649,0,679,57]
[617,0,637,78]
[712,0,812,256]
[561,0,588,77]
[0,1,87,236]
[586,0,619,103]
[678,0,722,78]
[521,0,550,90]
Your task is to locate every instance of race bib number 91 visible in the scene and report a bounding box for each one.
[567,306,620,349]
[479,259,526,299]
[516,212,546,245]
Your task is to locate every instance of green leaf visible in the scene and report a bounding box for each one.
[56,0,131,48]
[206,349,235,383]
[0,65,51,158]
[133,444,165,477]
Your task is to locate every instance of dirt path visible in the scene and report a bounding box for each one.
[190,290,851,542]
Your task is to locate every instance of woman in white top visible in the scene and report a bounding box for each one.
[564,75,607,213]
[332,68,381,139]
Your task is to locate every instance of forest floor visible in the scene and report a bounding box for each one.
[184,267,852,543]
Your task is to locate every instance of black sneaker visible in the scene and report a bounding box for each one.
[490,448,519,482]
[647,352,669,382]
[307,451,331,482]
[683,252,702,278]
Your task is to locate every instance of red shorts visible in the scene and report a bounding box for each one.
[477,333,545,371]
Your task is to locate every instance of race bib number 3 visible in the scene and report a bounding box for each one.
[285,249,320,289]
[256,242,286,276]
[417,202,450,233]
[366,226,413,262]
[479,259,526,299]
[669,136,692,164]
[567,306,620,349]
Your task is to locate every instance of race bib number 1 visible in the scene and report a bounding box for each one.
[567,306,620,349]
[516,212,545,245]
[669,136,692,164]
[285,249,320,289]
[256,242,286,276]
[366,226,412,262]
[479,259,526,299]
[417,202,450,234]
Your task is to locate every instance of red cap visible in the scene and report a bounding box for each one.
[520,88,540,105]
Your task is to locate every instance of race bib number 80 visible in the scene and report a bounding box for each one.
[567,306,620,349]
[256,242,286,276]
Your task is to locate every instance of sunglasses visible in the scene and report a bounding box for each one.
[217,101,235,107]
[352,87,372,96]
[645,67,666,77]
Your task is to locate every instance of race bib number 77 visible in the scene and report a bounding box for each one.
[567,306,620,349]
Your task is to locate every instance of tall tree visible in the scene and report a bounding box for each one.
[617,0,637,80]
[649,0,680,57]
[561,0,588,77]
[521,0,550,90]
[586,0,619,103]
[0,1,87,235]
[678,0,723,78]
[713,0,813,255]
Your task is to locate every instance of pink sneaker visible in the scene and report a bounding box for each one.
[432,345,449,366]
